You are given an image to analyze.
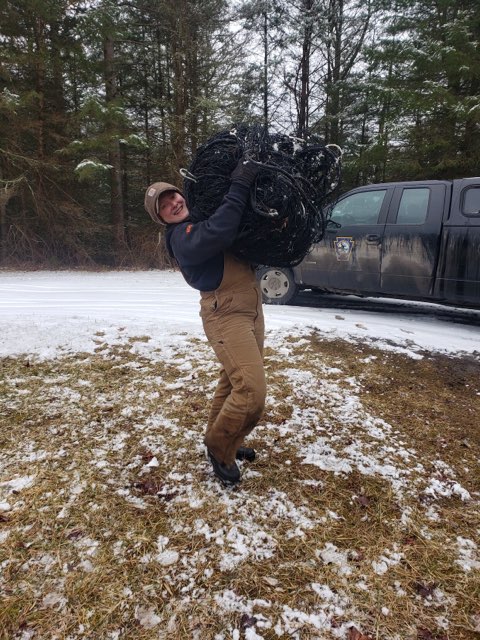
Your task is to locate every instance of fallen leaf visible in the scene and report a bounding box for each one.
[240,614,257,629]
[347,626,372,639]
[355,495,371,507]
[139,448,155,462]
[66,529,84,540]
[134,479,162,495]
[160,491,178,502]
[413,581,436,598]
[417,627,448,640]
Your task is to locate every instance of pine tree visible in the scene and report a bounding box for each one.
[360,0,480,181]
[234,0,288,129]
[0,0,91,265]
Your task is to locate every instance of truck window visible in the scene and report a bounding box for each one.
[396,188,429,224]
[331,189,386,225]
[462,187,480,217]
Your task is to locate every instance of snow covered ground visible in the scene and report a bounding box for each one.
[0,270,479,360]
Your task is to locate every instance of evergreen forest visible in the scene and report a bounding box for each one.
[1,0,479,268]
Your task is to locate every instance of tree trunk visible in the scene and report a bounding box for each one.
[104,35,126,256]
[170,0,188,167]
[33,16,46,161]
[263,8,269,128]
[325,0,343,144]
[188,43,199,156]
[0,168,7,262]
[297,1,312,139]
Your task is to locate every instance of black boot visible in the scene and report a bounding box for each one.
[236,447,256,462]
[207,450,241,485]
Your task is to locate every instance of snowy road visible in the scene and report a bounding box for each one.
[0,270,479,359]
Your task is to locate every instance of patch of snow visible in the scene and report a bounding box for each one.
[0,271,478,360]
[0,476,36,493]
[78,559,95,572]
[145,456,159,468]
[219,525,276,571]
[0,531,10,544]
[134,606,161,629]
[372,547,404,576]
[157,550,180,566]
[456,537,480,572]
[424,477,471,501]
[41,592,67,609]
[316,543,353,576]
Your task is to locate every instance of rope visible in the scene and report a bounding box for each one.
[183,124,342,267]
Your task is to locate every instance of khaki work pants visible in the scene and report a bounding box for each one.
[200,253,266,465]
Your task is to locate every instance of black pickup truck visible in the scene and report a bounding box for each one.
[257,177,480,309]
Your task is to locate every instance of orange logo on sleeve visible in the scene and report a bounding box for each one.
[186,224,193,234]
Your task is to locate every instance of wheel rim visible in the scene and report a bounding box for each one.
[260,270,290,300]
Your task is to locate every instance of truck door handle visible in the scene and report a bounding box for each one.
[366,234,381,242]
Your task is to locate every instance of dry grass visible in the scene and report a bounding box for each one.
[0,333,479,640]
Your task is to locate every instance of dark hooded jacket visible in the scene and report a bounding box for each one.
[165,182,250,292]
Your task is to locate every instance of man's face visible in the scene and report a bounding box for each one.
[157,190,189,224]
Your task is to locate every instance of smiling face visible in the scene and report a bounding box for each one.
[156,190,189,224]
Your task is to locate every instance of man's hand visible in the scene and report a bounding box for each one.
[230,157,262,188]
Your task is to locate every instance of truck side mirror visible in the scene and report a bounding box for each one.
[326,218,342,229]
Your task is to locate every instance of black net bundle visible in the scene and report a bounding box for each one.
[182,124,342,267]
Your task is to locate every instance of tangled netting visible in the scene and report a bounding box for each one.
[182,124,342,267]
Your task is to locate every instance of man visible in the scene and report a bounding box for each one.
[144,159,265,485]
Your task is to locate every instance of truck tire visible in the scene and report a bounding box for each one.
[256,266,298,305]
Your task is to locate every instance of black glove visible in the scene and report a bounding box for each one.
[230,157,262,187]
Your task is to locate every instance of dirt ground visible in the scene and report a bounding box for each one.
[1,334,479,639]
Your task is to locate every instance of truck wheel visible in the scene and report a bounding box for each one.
[256,266,298,305]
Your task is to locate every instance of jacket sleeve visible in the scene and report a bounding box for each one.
[168,182,250,266]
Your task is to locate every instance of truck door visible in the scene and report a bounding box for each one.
[435,179,480,305]
[381,183,446,297]
[299,186,393,292]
